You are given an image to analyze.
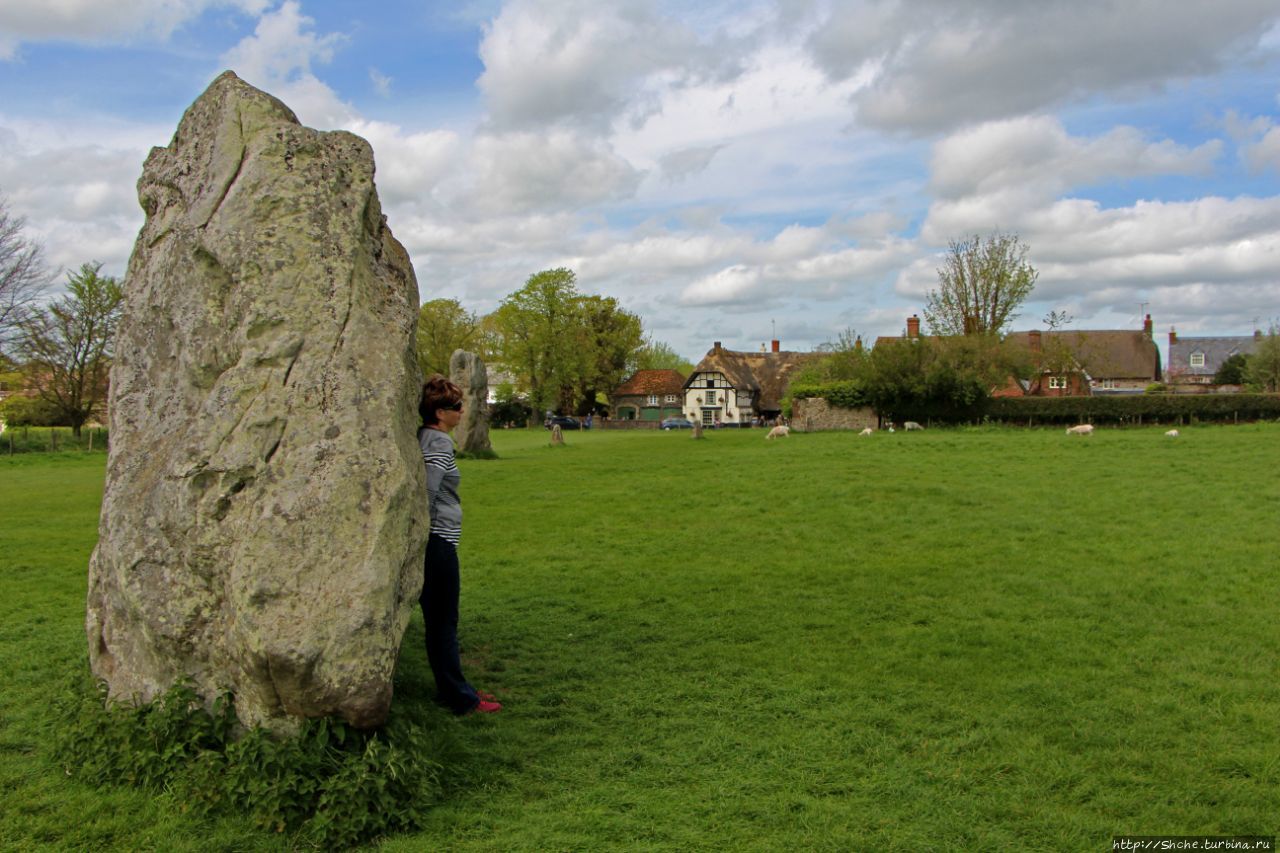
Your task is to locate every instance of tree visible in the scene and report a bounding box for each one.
[416,298,482,378]
[568,295,644,414]
[1245,325,1280,392]
[633,338,694,375]
[924,232,1039,336]
[488,268,583,425]
[0,194,51,357]
[1213,352,1251,386]
[15,262,124,435]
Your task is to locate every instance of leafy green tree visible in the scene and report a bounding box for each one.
[416,298,482,378]
[861,333,1023,421]
[1245,325,1280,392]
[1213,352,1251,385]
[802,327,868,383]
[924,232,1038,336]
[633,338,694,375]
[488,268,583,425]
[15,262,123,435]
[569,295,644,414]
[0,194,50,357]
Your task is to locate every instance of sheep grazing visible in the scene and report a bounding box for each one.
[1065,424,1094,435]
[766,425,790,440]
[859,427,874,436]
[904,421,924,431]
[1165,429,1179,437]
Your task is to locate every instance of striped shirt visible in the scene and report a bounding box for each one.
[419,427,462,545]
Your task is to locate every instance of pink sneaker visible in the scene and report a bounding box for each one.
[471,699,502,714]
[477,690,498,701]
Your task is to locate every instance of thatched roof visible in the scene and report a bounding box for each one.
[685,343,822,411]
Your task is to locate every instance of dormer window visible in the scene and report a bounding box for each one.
[647,395,659,405]
[1189,352,1205,367]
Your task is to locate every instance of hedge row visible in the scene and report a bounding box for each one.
[792,385,1280,425]
[984,394,1280,424]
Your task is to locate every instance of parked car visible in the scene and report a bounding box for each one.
[661,417,694,430]
[545,415,580,430]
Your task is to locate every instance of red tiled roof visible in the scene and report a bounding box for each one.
[613,369,687,396]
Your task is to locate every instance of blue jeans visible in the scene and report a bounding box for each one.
[421,534,479,714]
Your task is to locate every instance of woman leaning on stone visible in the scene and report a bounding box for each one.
[418,375,501,715]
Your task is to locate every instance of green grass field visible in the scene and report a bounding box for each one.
[3,425,1279,850]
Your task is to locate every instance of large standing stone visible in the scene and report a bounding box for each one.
[86,71,428,731]
[448,349,492,456]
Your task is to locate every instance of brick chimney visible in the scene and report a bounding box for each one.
[1169,328,1178,346]
[1143,314,1153,338]
[713,341,722,353]
[906,315,920,339]
[1028,329,1042,351]
[855,336,863,352]
[771,339,780,353]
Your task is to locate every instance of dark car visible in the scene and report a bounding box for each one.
[545,415,581,430]
[661,417,694,430]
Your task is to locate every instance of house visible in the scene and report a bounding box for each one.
[610,369,687,421]
[878,313,1162,397]
[1003,315,1162,396]
[1165,328,1262,387]
[682,340,822,425]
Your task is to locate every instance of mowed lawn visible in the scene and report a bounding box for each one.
[2,425,1279,850]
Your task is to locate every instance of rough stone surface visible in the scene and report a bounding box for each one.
[448,349,492,455]
[86,71,428,731]
[790,398,878,432]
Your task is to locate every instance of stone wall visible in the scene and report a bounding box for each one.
[792,397,878,432]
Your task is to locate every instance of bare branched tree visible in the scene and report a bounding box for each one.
[924,232,1038,336]
[0,194,51,357]
[16,262,123,435]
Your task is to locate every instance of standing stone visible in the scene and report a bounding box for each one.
[448,349,492,456]
[85,71,428,731]
[550,424,564,445]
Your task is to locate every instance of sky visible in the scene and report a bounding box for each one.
[3,0,1280,365]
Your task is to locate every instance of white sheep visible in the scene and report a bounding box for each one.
[1065,424,1094,435]
[859,427,873,436]
[1165,429,1179,437]
[904,421,924,431]
[766,425,790,439]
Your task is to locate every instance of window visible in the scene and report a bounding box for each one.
[1048,376,1068,389]
[647,395,659,405]
[664,394,678,403]
[706,378,715,388]
[1189,352,1205,367]
[1100,379,1116,390]
[706,390,717,405]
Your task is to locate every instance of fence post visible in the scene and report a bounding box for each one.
[88,429,94,452]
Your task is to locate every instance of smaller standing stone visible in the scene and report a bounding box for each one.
[449,349,493,456]
[692,421,704,439]
[550,424,564,445]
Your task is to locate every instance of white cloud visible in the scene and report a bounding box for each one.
[467,130,643,214]
[369,67,392,98]
[658,145,724,182]
[0,0,270,59]
[680,264,763,306]
[1244,126,1280,172]
[808,0,1280,133]
[476,0,701,131]
[346,120,461,206]
[929,116,1219,204]
[219,0,354,128]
